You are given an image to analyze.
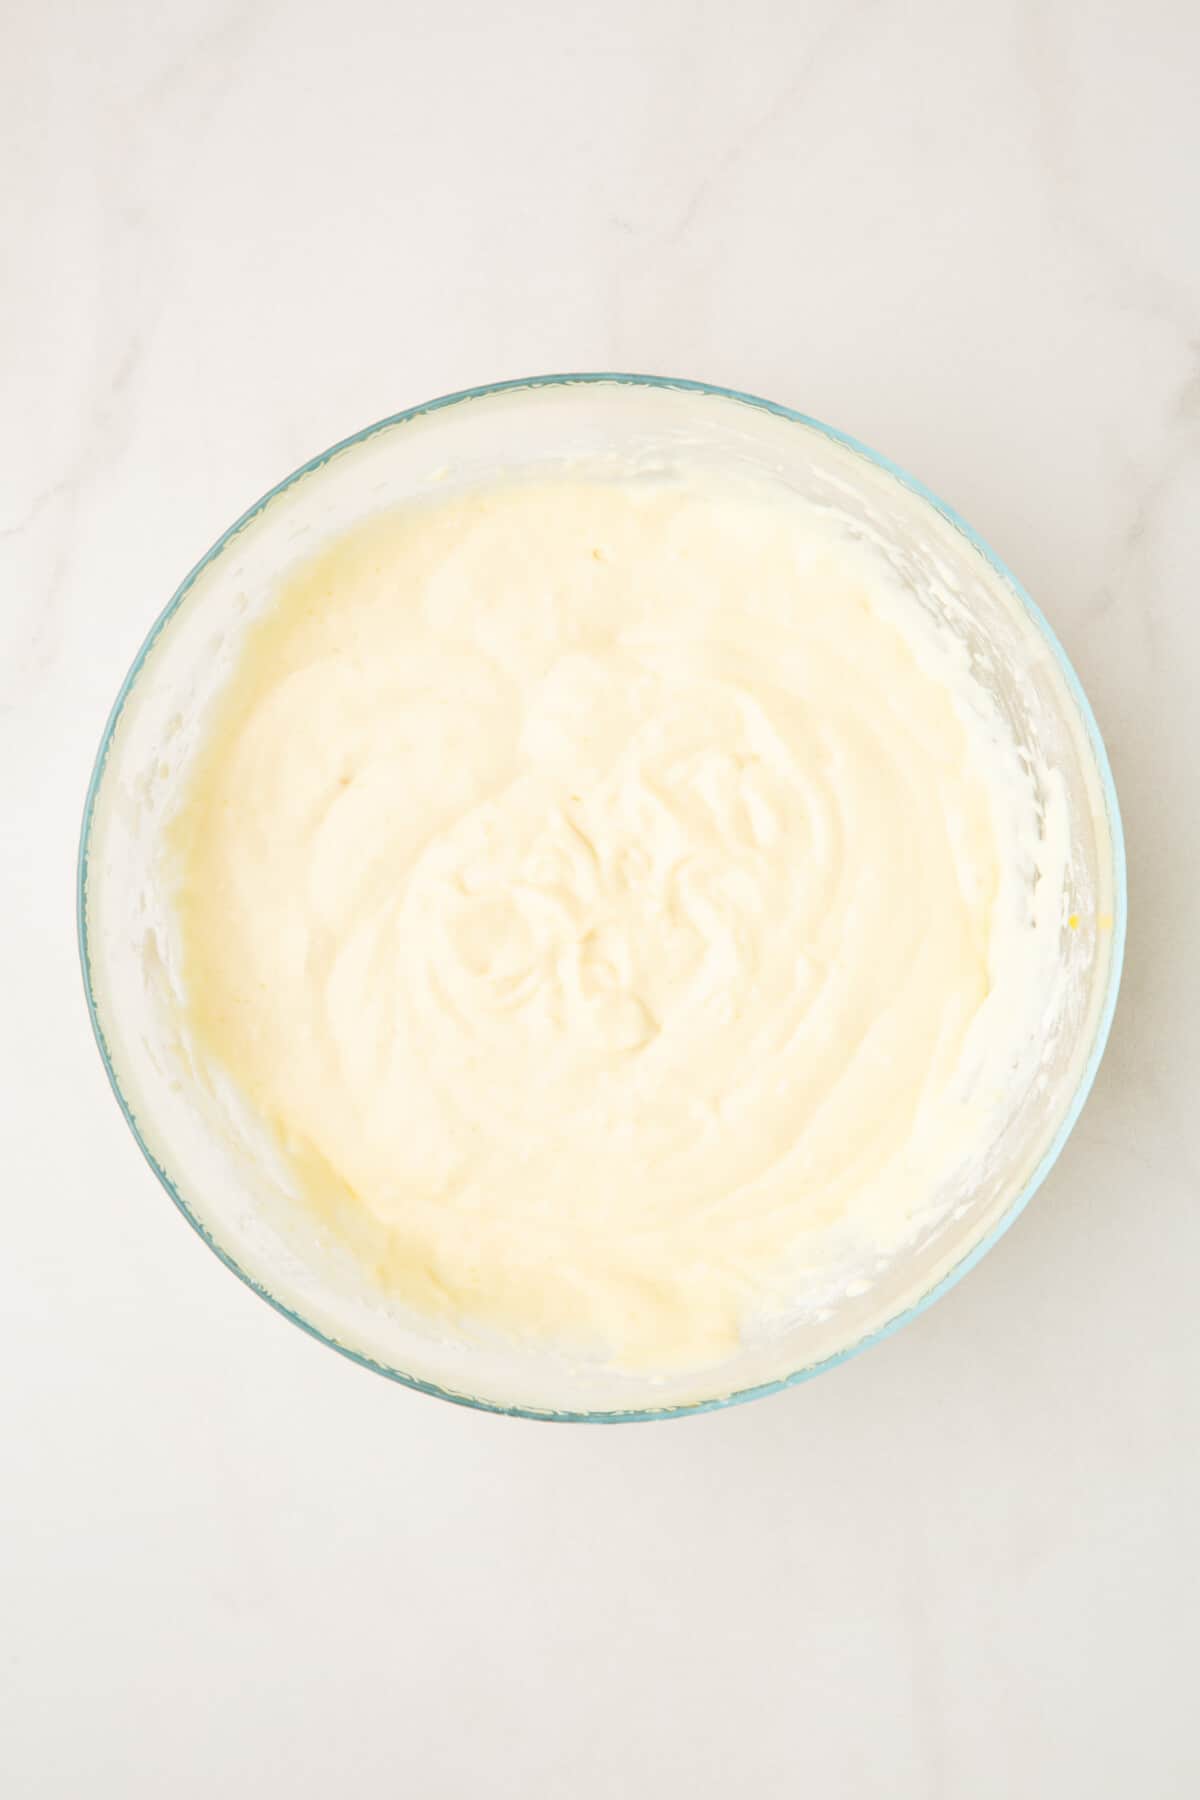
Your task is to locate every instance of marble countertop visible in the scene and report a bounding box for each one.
[3,2,1197,1794]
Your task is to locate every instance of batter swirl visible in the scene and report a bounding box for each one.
[170,474,1058,1368]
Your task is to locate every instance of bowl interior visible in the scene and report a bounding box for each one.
[81,377,1123,1417]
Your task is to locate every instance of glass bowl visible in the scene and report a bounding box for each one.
[78,375,1125,1420]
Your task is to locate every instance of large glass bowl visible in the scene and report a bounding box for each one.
[78,375,1125,1420]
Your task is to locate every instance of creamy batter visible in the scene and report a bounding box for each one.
[169,472,1060,1369]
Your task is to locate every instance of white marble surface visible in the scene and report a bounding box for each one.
[3,1,1198,1793]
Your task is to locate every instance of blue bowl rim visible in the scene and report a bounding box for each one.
[77,371,1128,1423]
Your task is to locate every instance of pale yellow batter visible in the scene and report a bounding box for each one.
[170,473,1055,1369]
